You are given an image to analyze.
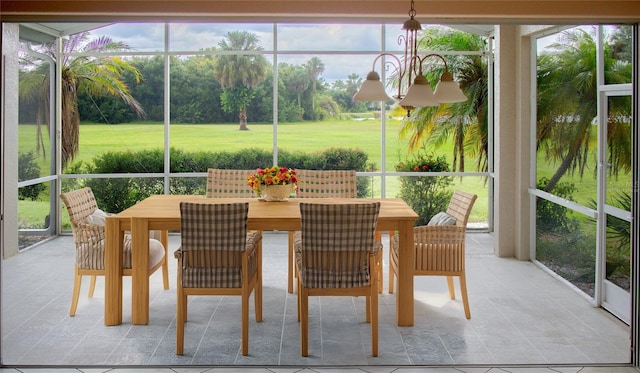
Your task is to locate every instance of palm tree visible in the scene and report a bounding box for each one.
[213,31,269,130]
[398,27,489,173]
[287,66,310,109]
[537,27,631,192]
[19,32,145,169]
[304,56,325,111]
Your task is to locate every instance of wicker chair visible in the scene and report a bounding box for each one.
[295,202,381,357]
[175,202,262,356]
[389,190,477,319]
[295,169,358,198]
[205,168,256,198]
[287,169,384,294]
[60,187,168,317]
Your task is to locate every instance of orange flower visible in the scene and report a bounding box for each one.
[247,166,298,195]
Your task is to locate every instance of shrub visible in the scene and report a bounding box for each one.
[396,152,453,226]
[18,152,46,201]
[535,177,579,233]
[69,147,372,212]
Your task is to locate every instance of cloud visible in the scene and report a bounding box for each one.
[87,21,435,82]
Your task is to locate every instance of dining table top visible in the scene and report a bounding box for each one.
[112,195,418,231]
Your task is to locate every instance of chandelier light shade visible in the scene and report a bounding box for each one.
[353,0,467,116]
[434,71,468,103]
[352,71,392,101]
[398,75,438,108]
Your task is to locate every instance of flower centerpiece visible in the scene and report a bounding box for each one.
[247,166,298,201]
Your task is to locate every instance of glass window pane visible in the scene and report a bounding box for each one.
[170,23,274,52]
[89,23,166,52]
[535,197,597,297]
[277,24,382,51]
[536,26,598,206]
[387,175,489,227]
[18,181,54,249]
[604,25,632,84]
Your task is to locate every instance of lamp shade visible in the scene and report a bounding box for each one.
[433,71,467,103]
[353,71,391,102]
[398,75,438,108]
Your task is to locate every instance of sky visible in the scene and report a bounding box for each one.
[85,22,485,85]
[86,22,398,84]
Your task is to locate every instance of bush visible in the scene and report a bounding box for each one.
[396,152,453,226]
[68,147,372,212]
[18,152,46,201]
[535,177,579,233]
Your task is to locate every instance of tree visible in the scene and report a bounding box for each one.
[537,27,631,191]
[398,27,489,173]
[213,31,269,130]
[19,32,145,169]
[304,56,325,112]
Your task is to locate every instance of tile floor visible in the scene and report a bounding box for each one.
[0,231,635,373]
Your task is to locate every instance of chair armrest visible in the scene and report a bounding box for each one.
[369,241,383,256]
[74,222,106,244]
[413,225,466,245]
[245,231,262,254]
[174,249,183,260]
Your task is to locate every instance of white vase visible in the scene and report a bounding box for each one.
[262,184,293,201]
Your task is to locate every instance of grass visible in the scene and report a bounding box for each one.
[17,118,632,229]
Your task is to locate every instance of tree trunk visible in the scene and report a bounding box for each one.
[238,107,249,131]
[544,148,577,192]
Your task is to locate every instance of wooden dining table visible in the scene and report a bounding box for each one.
[104,195,418,327]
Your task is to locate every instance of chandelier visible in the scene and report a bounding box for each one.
[353,0,467,116]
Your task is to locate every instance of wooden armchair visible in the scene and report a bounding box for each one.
[60,187,168,317]
[175,202,262,356]
[295,202,381,356]
[389,190,477,319]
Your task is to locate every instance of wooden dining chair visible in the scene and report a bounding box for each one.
[287,169,384,294]
[295,202,381,356]
[389,190,477,319]
[60,187,169,317]
[175,202,262,356]
[205,168,257,198]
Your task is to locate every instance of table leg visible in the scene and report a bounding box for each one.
[105,217,123,326]
[396,220,414,326]
[131,217,150,325]
[288,231,294,293]
[161,230,170,290]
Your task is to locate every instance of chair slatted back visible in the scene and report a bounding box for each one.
[60,187,99,229]
[446,190,477,227]
[298,202,380,289]
[295,169,357,198]
[206,169,256,198]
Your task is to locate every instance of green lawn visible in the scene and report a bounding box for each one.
[18,119,631,228]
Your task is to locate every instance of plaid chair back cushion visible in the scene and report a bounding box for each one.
[298,202,380,288]
[179,202,249,288]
